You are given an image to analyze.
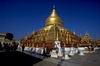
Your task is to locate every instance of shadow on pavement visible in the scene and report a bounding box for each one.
[0,51,42,66]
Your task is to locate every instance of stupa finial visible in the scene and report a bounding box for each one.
[53,5,55,9]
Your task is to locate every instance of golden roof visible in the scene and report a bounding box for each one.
[81,32,92,43]
[45,7,63,27]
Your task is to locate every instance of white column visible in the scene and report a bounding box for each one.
[40,48,44,54]
[57,47,63,57]
[78,47,85,56]
[17,45,22,51]
[35,47,39,53]
[64,48,70,60]
[69,47,75,56]
[75,48,78,54]
[94,47,99,52]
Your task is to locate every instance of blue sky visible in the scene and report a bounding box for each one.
[0,0,100,40]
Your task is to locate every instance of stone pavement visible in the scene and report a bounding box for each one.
[32,57,81,66]
[66,50,100,66]
[1,50,99,66]
[24,49,100,66]
[24,51,80,66]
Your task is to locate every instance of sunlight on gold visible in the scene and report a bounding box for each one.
[50,18,55,21]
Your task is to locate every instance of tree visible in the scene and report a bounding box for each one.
[5,33,14,40]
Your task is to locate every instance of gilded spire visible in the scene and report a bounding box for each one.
[50,6,57,16]
[45,6,63,27]
[53,5,55,9]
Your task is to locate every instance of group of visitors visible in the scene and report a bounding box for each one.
[0,42,18,52]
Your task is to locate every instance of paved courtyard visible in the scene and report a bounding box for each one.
[32,49,100,66]
[0,49,100,66]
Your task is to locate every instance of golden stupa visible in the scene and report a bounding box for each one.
[21,7,80,52]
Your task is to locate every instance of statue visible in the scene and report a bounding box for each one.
[54,40,63,57]
[50,40,63,58]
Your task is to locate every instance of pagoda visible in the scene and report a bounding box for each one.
[21,7,80,52]
[80,32,93,47]
[95,39,100,47]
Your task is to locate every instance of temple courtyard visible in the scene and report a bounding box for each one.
[0,49,100,66]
